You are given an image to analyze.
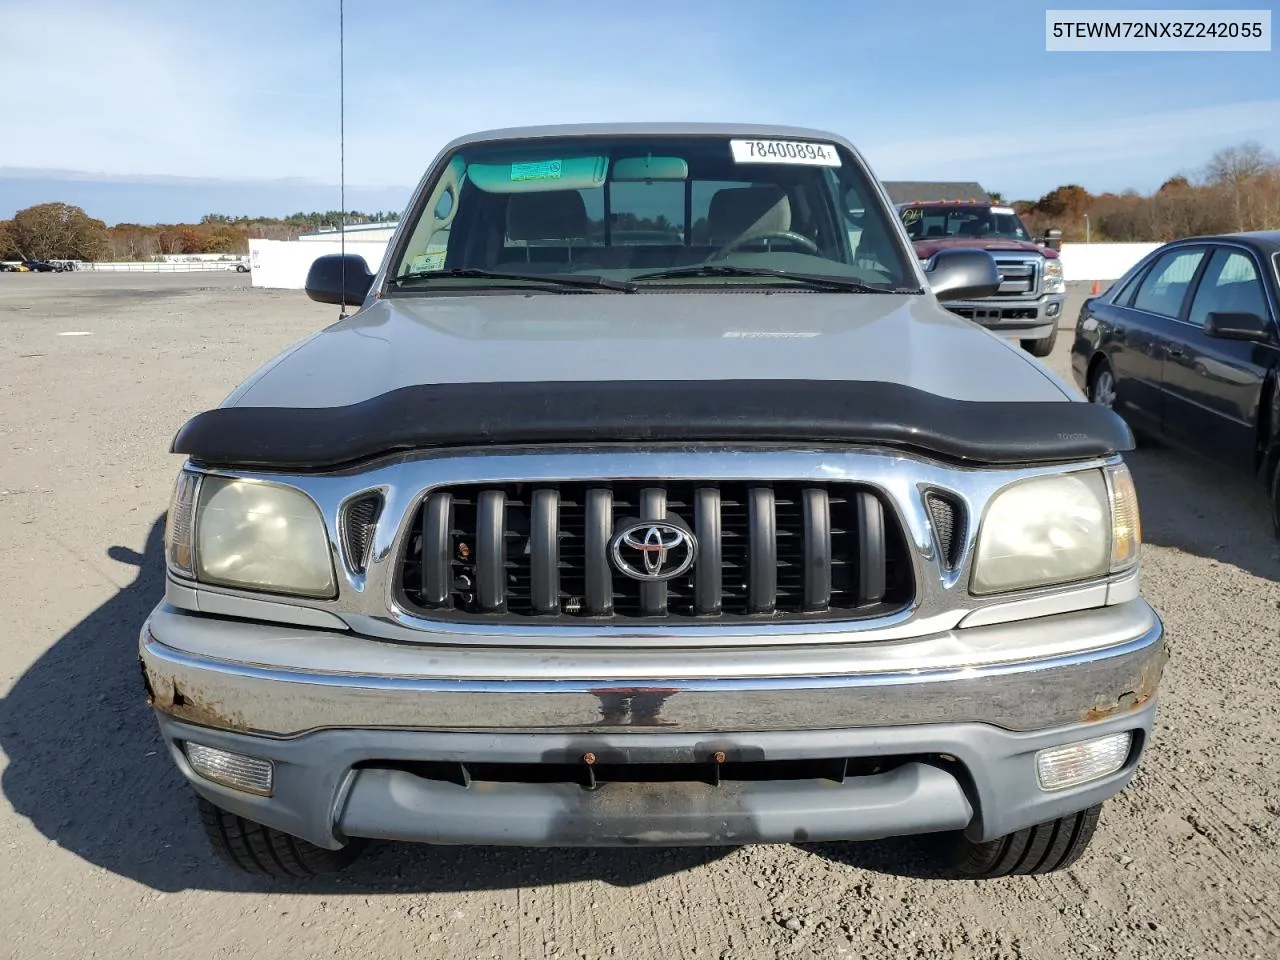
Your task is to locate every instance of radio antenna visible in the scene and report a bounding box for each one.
[338,0,347,318]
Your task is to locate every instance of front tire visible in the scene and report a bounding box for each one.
[937,804,1102,878]
[1021,325,1058,358]
[196,796,364,876]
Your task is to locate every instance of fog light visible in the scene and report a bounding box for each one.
[185,742,274,796]
[1046,301,1061,318]
[1035,732,1131,791]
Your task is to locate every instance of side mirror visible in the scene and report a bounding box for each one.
[305,254,374,306]
[1205,311,1271,342]
[924,248,1001,302]
[1042,228,1063,251]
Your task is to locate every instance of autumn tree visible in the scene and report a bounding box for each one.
[9,203,108,260]
[1202,141,1279,231]
[0,220,18,259]
[1033,184,1093,219]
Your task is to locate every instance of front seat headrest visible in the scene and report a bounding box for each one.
[506,191,590,242]
[706,185,792,246]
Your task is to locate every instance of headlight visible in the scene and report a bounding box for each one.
[166,471,336,598]
[1043,258,1065,293]
[972,463,1140,595]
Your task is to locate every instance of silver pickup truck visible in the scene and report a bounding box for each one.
[141,123,1166,880]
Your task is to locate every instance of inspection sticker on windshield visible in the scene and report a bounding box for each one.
[511,159,563,181]
[730,139,841,166]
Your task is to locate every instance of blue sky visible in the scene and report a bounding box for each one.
[1,0,1277,223]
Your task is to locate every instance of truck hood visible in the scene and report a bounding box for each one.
[226,292,1076,409]
[912,237,1058,259]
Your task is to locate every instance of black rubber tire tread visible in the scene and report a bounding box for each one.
[196,796,363,877]
[1021,326,1059,358]
[942,804,1102,878]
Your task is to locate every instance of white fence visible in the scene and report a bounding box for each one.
[246,239,1162,291]
[1057,243,1160,282]
[81,260,249,273]
[249,238,389,289]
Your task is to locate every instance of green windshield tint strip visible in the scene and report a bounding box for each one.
[468,156,609,193]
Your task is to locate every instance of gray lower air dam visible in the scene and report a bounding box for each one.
[336,762,973,846]
[171,379,1134,469]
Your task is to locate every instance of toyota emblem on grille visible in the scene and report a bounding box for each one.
[609,517,697,582]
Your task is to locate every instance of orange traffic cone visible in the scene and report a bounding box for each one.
[1091,281,1101,295]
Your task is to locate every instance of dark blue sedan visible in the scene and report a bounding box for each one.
[1070,231,1280,536]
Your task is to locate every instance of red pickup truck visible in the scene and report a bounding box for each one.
[898,200,1065,357]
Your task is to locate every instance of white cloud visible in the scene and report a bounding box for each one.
[862,99,1280,195]
[4,0,1277,203]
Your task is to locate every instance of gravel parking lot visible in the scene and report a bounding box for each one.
[1,271,1277,960]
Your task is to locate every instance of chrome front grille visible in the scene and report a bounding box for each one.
[991,256,1040,298]
[397,481,916,623]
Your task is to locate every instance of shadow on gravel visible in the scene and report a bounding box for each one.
[1125,445,1278,583]
[805,837,955,879]
[0,515,736,893]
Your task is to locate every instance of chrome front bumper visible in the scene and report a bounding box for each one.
[142,599,1166,849]
[140,598,1166,737]
[943,293,1065,339]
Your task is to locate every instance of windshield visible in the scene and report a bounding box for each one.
[900,205,1031,242]
[389,135,915,291]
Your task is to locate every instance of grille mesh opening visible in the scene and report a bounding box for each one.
[925,492,966,570]
[341,494,383,574]
[397,480,914,623]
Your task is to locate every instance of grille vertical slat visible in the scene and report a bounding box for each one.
[584,488,613,615]
[694,487,722,616]
[421,492,452,606]
[398,480,911,623]
[801,488,831,612]
[748,487,777,614]
[530,489,560,614]
[638,488,667,616]
[855,491,886,605]
[476,490,506,612]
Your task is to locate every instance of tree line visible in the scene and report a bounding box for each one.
[0,207,399,262]
[1013,141,1280,243]
[4,141,1278,261]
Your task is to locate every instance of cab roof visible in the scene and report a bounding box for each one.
[439,122,857,153]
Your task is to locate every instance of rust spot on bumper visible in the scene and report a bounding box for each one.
[143,661,249,731]
[1081,641,1169,723]
[165,685,251,731]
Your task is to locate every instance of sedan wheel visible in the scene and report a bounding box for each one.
[1090,364,1117,409]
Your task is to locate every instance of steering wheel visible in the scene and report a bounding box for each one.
[712,231,821,260]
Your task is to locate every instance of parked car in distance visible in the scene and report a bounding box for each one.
[1072,231,1280,534]
[22,260,61,273]
[0,262,29,272]
[144,123,1165,880]
[897,199,1066,358]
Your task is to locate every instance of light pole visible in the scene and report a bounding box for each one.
[1084,213,1090,244]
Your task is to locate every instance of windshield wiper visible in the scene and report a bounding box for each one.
[630,264,915,293]
[394,268,635,292]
